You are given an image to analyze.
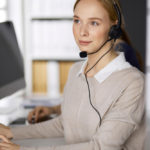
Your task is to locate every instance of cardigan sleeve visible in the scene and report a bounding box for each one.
[10,62,72,141]
[18,75,145,150]
[11,115,64,140]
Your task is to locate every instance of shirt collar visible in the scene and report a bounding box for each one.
[76,52,132,83]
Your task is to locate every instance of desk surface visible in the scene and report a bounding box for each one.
[0,97,62,125]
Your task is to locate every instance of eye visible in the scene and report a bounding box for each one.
[73,19,80,24]
[91,21,99,26]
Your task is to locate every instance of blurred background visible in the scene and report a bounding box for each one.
[0,0,149,148]
[0,0,146,98]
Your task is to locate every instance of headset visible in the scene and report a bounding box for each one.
[80,0,122,127]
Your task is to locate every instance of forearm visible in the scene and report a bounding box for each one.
[19,141,91,150]
[11,116,64,140]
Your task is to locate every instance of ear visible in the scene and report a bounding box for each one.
[114,20,118,25]
[110,20,118,27]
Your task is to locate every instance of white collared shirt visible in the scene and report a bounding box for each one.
[77,52,132,84]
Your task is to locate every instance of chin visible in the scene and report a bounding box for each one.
[78,45,89,51]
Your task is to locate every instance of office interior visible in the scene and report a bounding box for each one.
[0,0,149,148]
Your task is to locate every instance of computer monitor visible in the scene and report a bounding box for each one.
[0,21,25,100]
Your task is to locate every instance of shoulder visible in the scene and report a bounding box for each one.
[63,61,85,89]
[114,67,145,91]
[68,60,85,75]
[121,67,144,80]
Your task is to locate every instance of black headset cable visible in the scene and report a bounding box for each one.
[85,40,115,127]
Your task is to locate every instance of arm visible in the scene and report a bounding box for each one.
[11,115,64,140]
[17,76,145,150]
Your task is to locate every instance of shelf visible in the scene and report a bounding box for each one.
[31,17,73,21]
[24,0,79,97]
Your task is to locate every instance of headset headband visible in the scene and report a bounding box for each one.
[113,0,122,28]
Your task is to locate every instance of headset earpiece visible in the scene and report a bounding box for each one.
[108,0,122,40]
[109,24,122,40]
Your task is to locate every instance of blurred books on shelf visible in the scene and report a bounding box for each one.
[25,0,81,97]
[31,0,75,18]
[32,61,75,96]
[59,61,74,93]
[32,61,47,94]
[31,21,80,59]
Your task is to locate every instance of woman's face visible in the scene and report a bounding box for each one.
[73,0,112,53]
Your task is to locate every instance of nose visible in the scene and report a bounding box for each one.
[80,24,89,37]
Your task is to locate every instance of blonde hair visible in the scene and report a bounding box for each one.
[74,0,123,25]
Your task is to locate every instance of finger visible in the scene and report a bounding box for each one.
[27,113,32,122]
[0,142,11,147]
[0,135,11,143]
[0,147,8,150]
[39,112,46,118]
[0,146,12,150]
[27,115,33,123]
[40,111,49,118]
[34,109,41,122]
[27,111,35,123]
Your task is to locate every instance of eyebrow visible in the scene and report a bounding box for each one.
[73,15,79,18]
[73,15,102,21]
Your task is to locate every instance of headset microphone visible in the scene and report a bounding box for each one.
[80,51,87,58]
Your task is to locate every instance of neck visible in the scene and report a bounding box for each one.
[85,43,118,77]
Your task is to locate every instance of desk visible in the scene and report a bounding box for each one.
[13,137,66,147]
[0,97,62,125]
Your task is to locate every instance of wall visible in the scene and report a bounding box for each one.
[145,0,150,149]
[120,0,146,70]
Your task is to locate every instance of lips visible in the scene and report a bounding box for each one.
[79,40,92,46]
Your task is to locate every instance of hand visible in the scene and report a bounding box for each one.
[0,135,20,150]
[27,106,51,124]
[0,124,13,139]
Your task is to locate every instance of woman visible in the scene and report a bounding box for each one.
[0,0,145,150]
[27,1,143,124]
